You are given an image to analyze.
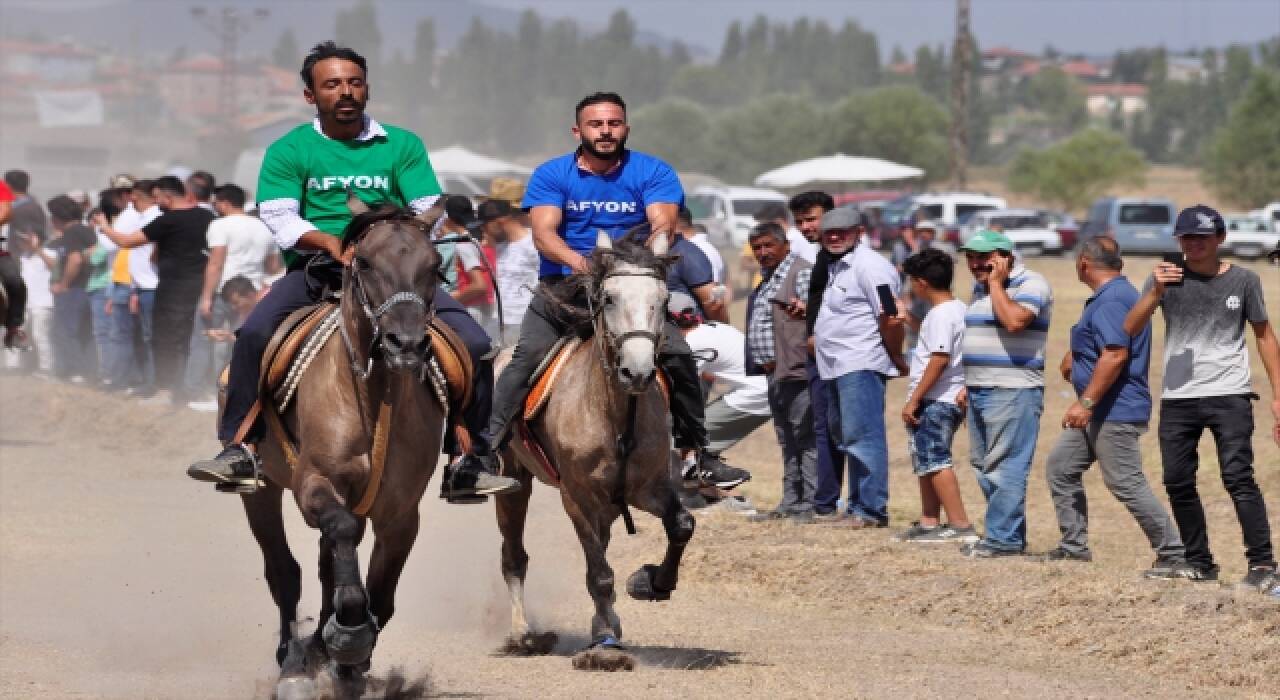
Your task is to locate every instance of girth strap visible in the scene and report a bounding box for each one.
[352,387,394,516]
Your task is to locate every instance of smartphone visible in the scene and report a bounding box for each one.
[1161,252,1186,287]
[876,284,899,317]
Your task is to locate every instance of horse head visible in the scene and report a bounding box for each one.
[592,229,674,395]
[341,194,442,375]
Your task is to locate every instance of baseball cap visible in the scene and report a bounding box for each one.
[477,198,512,222]
[443,195,476,227]
[667,292,701,326]
[109,174,135,189]
[819,207,863,232]
[1173,204,1225,236]
[959,229,1014,253]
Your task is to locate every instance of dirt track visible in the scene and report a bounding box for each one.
[2,259,1278,698]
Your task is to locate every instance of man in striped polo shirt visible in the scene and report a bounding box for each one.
[957,230,1052,557]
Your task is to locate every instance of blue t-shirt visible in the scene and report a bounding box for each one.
[522,149,684,278]
[665,236,714,311]
[1069,276,1152,423]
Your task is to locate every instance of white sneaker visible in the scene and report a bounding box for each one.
[716,495,758,517]
[139,390,173,406]
[187,400,218,413]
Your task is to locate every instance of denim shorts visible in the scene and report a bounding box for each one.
[907,399,963,476]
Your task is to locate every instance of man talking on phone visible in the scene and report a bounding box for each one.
[1124,205,1280,592]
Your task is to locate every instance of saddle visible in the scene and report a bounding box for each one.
[511,337,669,488]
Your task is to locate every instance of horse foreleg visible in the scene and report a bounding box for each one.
[299,477,376,670]
[240,482,301,667]
[628,483,695,601]
[365,510,419,630]
[496,468,555,655]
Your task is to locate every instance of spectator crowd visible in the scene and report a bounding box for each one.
[2,166,1277,595]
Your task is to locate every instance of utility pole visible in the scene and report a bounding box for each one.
[190,6,269,127]
[949,0,971,189]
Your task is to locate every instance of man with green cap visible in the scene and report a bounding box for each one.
[957,229,1053,558]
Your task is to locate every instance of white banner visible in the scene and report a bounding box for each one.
[34,89,104,128]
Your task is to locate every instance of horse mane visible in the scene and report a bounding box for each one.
[536,236,671,333]
[341,205,429,251]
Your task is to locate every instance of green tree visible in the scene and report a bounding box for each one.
[629,98,713,173]
[825,86,949,182]
[335,0,382,67]
[272,29,299,69]
[1018,66,1087,135]
[1007,129,1147,212]
[1204,70,1280,208]
[706,94,826,181]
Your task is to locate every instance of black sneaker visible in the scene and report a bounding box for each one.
[907,524,981,544]
[1237,565,1278,592]
[1142,558,1198,580]
[440,453,521,503]
[187,444,257,483]
[1182,565,1220,583]
[684,452,751,490]
[961,542,1024,559]
[1036,546,1093,562]
[894,521,941,542]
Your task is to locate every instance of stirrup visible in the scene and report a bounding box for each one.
[214,443,264,494]
[439,455,489,505]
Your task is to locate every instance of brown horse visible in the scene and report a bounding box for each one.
[238,203,446,698]
[495,232,696,671]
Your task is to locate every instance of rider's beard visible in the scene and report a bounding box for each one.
[329,97,366,124]
[580,133,626,161]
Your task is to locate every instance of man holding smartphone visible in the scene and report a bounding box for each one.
[1124,204,1280,591]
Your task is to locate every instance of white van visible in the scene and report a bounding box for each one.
[910,192,1007,227]
[687,185,789,248]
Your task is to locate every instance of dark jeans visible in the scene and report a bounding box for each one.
[152,278,201,394]
[768,377,817,514]
[0,254,25,330]
[488,289,706,450]
[1159,395,1275,570]
[808,361,846,513]
[53,287,93,379]
[218,268,494,453]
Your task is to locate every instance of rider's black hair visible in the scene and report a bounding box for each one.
[151,175,186,197]
[902,247,954,291]
[788,190,835,215]
[300,41,368,91]
[574,92,626,122]
[214,183,247,209]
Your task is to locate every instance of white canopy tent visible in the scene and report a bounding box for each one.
[429,145,532,178]
[754,154,924,188]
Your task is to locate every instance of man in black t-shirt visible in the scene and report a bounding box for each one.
[4,170,47,253]
[97,176,212,401]
[46,195,97,380]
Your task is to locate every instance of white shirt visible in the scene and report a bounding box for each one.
[689,233,725,284]
[787,227,818,264]
[814,241,901,379]
[128,205,162,290]
[908,299,967,403]
[206,213,275,290]
[686,322,771,416]
[20,251,54,309]
[495,233,539,327]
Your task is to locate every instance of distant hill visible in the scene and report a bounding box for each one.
[0,0,705,60]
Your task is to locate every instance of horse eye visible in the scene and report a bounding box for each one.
[354,256,371,271]
[603,293,615,307]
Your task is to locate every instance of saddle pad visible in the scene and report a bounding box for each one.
[262,302,338,394]
[523,337,584,421]
[427,319,474,411]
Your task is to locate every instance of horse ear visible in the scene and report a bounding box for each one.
[650,231,669,256]
[596,229,613,250]
[346,188,370,215]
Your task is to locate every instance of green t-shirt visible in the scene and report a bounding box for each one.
[85,245,112,292]
[256,121,442,267]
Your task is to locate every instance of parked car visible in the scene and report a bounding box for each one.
[1081,197,1178,254]
[687,185,788,248]
[1041,210,1079,250]
[1247,201,1280,233]
[960,209,1063,255]
[1223,215,1280,259]
[877,192,1006,247]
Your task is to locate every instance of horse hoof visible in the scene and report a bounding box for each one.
[498,631,559,656]
[321,615,377,667]
[572,638,635,672]
[274,676,317,700]
[626,564,671,602]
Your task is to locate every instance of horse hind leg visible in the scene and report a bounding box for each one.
[627,483,695,602]
[240,482,301,667]
[496,467,556,656]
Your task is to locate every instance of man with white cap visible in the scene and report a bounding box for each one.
[813,207,906,528]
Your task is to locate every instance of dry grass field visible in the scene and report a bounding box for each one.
[1,254,1276,698]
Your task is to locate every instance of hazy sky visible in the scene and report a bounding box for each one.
[484,0,1280,56]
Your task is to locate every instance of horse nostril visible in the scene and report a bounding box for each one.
[618,367,633,381]
[384,332,404,353]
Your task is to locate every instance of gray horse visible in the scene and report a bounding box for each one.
[495,231,697,671]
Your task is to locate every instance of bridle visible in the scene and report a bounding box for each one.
[335,229,436,381]
[585,266,667,379]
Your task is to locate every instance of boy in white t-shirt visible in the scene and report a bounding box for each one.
[898,248,977,544]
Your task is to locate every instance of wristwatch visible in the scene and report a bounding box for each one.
[1080,397,1095,410]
